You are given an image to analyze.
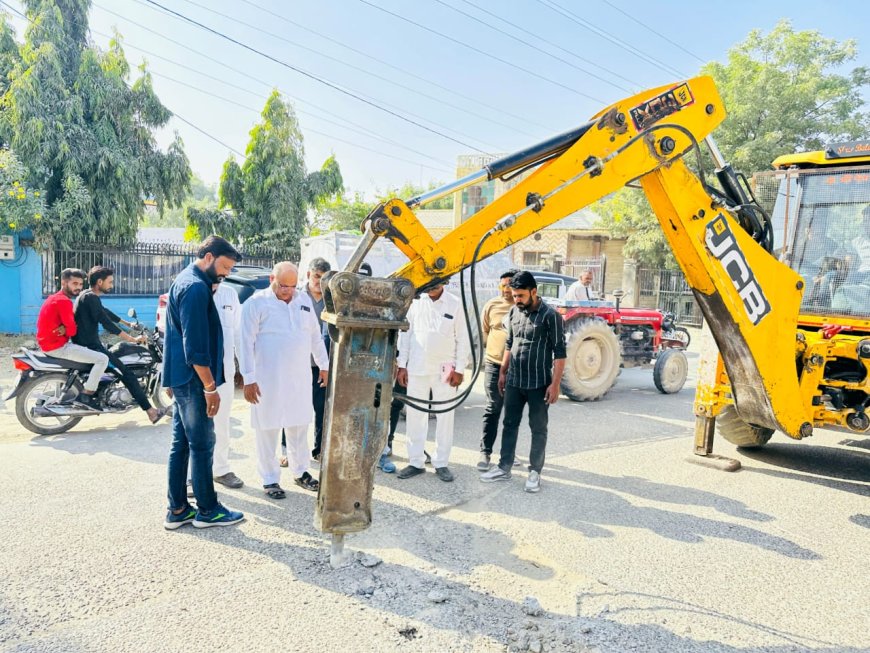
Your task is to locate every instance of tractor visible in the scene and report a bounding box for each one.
[551,291,691,401]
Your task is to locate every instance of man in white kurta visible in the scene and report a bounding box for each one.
[396,282,470,482]
[186,282,244,493]
[239,263,329,497]
[212,282,244,487]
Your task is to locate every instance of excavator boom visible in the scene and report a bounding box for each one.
[316,76,812,546]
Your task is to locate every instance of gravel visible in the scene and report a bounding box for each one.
[1,360,868,652]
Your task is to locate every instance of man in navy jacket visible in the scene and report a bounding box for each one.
[163,236,246,530]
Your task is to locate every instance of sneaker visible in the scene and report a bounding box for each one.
[513,458,522,467]
[214,472,244,489]
[480,466,511,483]
[378,454,396,473]
[164,505,197,530]
[186,480,194,498]
[435,466,454,482]
[192,503,245,528]
[397,465,425,479]
[312,452,321,464]
[384,446,392,457]
[477,453,491,471]
[525,470,541,493]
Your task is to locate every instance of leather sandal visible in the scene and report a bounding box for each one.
[263,483,286,499]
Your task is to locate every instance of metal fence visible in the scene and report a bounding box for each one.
[42,242,283,296]
[562,256,606,294]
[636,267,704,327]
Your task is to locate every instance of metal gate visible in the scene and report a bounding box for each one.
[636,267,703,327]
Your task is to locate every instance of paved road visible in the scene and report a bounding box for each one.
[1,354,868,653]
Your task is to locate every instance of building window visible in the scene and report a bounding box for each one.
[523,251,546,267]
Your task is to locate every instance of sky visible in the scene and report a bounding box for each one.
[5,0,870,199]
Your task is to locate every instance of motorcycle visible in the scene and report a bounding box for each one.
[5,309,174,435]
[660,310,692,349]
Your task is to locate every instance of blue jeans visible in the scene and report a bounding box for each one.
[167,376,218,513]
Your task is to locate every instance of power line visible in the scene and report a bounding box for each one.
[357,0,607,104]
[0,0,243,157]
[172,112,244,156]
[6,0,457,173]
[431,0,633,93]
[148,70,454,174]
[143,0,489,153]
[456,0,642,90]
[169,0,503,152]
[599,0,707,65]
[533,0,687,79]
[195,0,548,140]
[236,0,553,135]
[87,10,453,168]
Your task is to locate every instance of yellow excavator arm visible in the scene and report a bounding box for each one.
[316,76,811,556]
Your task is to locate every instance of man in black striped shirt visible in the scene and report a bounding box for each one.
[480,271,566,492]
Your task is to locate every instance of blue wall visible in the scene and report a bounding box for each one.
[101,296,159,330]
[0,244,44,334]
[1,243,160,334]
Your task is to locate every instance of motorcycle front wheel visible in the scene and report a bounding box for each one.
[15,372,84,436]
[151,371,175,416]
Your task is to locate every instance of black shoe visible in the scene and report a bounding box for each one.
[435,467,454,482]
[424,451,432,465]
[75,394,101,411]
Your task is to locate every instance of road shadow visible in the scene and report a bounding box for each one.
[164,525,852,653]
[211,474,554,581]
[27,418,250,466]
[454,473,819,560]
[738,443,870,497]
[542,464,773,522]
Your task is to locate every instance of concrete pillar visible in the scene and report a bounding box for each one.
[620,259,638,307]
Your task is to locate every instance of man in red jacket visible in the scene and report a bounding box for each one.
[36,268,108,410]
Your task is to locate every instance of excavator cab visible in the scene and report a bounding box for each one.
[724,142,870,444]
[762,146,870,320]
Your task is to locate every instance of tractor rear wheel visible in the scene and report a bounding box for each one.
[560,319,621,401]
[716,405,774,449]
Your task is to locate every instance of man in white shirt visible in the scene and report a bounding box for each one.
[186,281,244,495]
[565,269,599,301]
[850,206,870,278]
[212,282,244,487]
[239,262,329,499]
[396,281,470,482]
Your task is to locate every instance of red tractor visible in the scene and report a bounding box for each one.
[551,291,690,401]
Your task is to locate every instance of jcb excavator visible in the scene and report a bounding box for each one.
[314,75,870,562]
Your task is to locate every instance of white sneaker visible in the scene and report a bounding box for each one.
[480,466,511,483]
[525,470,541,493]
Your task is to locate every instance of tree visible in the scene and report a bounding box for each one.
[141,173,217,229]
[0,148,46,235]
[595,188,676,268]
[380,182,454,210]
[703,20,870,174]
[187,90,343,256]
[311,181,453,235]
[0,1,191,248]
[311,191,370,234]
[597,21,870,267]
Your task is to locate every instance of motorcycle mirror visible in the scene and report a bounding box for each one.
[127,308,138,319]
